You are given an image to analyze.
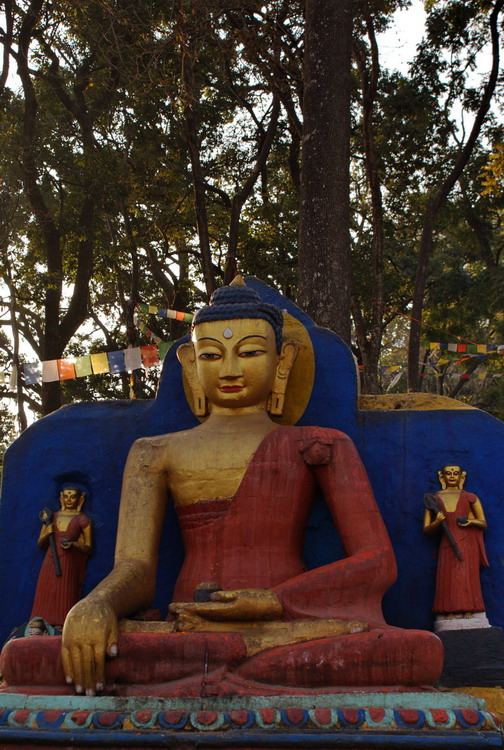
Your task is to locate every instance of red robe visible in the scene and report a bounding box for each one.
[174,425,396,627]
[30,512,91,626]
[433,490,488,614]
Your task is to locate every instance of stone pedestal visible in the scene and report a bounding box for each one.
[438,627,504,688]
[0,691,501,748]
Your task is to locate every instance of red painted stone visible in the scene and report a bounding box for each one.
[430,709,449,723]
[399,710,420,724]
[42,710,63,723]
[228,710,249,726]
[162,711,185,725]
[13,710,30,724]
[460,709,480,725]
[196,711,218,726]
[96,712,122,727]
[368,708,385,722]
[313,708,332,725]
[134,710,153,724]
[70,711,90,726]
[342,709,360,724]
[284,708,305,724]
[260,708,277,724]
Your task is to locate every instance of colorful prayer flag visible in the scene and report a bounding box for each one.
[124,347,143,371]
[23,363,42,385]
[141,344,159,368]
[74,356,93,377]
[57,359,76,381]
[107,351,125,374]
[90,353,110,374]
[42,360,59,383]
[158,341,173,361]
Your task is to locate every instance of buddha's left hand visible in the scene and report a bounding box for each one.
[169,589,283,622]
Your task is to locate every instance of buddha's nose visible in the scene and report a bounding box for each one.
[220,355,242,378]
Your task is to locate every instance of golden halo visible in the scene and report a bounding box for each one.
[182,311,315,425]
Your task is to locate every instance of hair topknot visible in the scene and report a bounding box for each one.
[192,284,284,353]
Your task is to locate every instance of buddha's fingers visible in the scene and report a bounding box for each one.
[67,646,84,694]
[61,646,73,686]
[81,644,96,695]
[94,644,106,692]
[210,591,236,602]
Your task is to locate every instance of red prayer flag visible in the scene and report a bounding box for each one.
[141,344,160,368]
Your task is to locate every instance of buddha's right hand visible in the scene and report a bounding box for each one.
[62,597,119,696]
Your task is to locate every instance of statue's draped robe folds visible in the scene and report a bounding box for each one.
[433,491,489,614]
[1,427,443,696]
[30,513,91,626]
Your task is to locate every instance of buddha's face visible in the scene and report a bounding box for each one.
[192,318,279,410]
[60,488,81,510]
[442,466,462,488]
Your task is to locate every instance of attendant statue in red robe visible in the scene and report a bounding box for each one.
[1,278,443,696]
[423,465,489,628]
[30,487,92,629]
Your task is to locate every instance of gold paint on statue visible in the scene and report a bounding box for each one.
[37,489,92,554]
[359,394,476,411]
[423,466,486,534]
[120,613,369,656]
[182,311,315,425]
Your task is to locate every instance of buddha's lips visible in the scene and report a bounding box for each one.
[219,385,243,392]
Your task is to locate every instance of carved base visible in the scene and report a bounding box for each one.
[438,627,504,688]
[0,691,500,748]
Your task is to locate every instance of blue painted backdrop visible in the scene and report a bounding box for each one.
[0,278,502,643]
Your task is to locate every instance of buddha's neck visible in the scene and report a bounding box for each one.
[201,407,276,433]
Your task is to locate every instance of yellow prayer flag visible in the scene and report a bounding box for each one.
[148,305,157,314]
[477,345,486,353]
[429,342,439,350]
[90,352,110,374]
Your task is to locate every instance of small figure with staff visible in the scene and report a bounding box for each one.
[30,485,92,630]
[423,465,489,627]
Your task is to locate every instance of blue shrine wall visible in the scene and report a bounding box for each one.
[0,277,502,643]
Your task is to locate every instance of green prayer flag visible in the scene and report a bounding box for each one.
[74,356,93,377]
[158,341,173,360]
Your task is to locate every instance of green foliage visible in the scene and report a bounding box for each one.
[0,0,502,429]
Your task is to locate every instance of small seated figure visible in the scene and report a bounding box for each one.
[424,465,489,629]
[30,486,92,629]
[1,280,443,696]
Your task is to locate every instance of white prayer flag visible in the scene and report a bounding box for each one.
[124,347,143,371]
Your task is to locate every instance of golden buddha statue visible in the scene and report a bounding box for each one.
[1,279,443,697]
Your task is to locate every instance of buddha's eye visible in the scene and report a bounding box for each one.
[239,349,265,357]
[198,352,221,360]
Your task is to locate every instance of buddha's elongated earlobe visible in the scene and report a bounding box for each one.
[177,342,208,417]
[460,470,467,489]
[77,492,86,512]
[268,340,299,416]
[437,470,446,490]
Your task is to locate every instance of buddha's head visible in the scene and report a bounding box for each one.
[59,486,85,512]
[177,278,298,416]
[438,465,466,490]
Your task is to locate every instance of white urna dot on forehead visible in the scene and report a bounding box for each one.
[223,327,233,339]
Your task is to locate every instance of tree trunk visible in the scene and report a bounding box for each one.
[297,0,353,343]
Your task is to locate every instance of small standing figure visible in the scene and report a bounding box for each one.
[30,486,92,629]
[423,465,489,626]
